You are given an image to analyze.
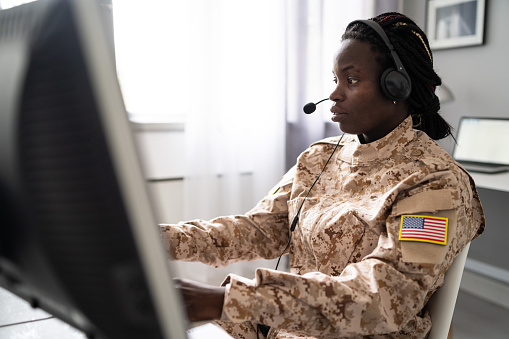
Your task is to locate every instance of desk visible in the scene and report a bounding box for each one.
[470,171,509,192]
[467,172,509,272]
[0,288,85,338]
[462,171,509,310]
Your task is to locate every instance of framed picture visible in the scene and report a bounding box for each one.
[426,0,486,50]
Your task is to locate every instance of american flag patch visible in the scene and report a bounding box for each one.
[399,215,448,245]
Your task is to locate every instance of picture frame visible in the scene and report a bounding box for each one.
[426,0,486,50]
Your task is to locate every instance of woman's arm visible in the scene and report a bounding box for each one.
[159,167,296,267]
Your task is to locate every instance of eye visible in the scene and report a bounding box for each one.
[347,77,359,84]
[332,76,338,84]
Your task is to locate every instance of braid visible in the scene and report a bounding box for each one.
[342,12,453,140]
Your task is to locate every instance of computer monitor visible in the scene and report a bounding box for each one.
[0,0,188,338]
[452,117,509,173]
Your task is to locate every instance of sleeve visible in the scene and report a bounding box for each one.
[219,171,485,337]
[159,166,296,268]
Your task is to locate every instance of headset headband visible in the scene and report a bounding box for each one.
[352,20,410,82]
[349,19,412,101]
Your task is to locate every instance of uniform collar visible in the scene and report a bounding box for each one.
[337,116,415,165]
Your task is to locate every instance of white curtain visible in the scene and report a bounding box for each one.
[113,0,286,222]
[178,0,288,283]
[112,0,286,284]
[182,0,286,221]
[285,0,377,166]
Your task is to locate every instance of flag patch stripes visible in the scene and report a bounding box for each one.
[399,215,448,245]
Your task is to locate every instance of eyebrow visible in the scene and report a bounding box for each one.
[333,64,361,74]
[341,65,356,72]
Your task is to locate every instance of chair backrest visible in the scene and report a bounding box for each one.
[426,242,471,339]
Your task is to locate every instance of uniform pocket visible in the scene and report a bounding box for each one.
[288,196,366,274]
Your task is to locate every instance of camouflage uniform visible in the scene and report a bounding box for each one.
[160,116,485,338]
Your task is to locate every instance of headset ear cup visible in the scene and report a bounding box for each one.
[381,68,411,101]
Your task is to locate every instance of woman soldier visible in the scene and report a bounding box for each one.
[160,12,485,338]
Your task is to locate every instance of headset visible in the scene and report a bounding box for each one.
[350,19,412,102]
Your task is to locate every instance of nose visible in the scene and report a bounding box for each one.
[329,83,345,103]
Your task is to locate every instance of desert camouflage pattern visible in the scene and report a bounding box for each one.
[160,116,485,338]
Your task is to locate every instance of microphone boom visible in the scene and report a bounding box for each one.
[303,98,329,114]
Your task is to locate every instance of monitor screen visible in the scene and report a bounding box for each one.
[453,117,509,166]
[0,0,187,338]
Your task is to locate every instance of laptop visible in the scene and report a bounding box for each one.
[452,117,509,174]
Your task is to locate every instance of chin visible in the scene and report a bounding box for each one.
[336,122,359,136]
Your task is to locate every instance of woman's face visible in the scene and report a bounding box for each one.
[329,39,408,143]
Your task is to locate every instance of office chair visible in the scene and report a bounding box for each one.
[426,242,471,339]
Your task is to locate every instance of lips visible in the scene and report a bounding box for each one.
[330,105,347,115]
[330,105,347,123]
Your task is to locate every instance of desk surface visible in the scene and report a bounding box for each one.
[470,171,509,192]
[0,287,85,338]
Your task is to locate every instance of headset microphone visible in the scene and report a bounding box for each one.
[303,98,329,114]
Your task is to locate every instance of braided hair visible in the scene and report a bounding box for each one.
[342,12,453,140]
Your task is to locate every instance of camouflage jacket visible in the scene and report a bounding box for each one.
[160,116,485,338]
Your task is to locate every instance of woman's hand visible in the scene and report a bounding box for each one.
[174,278,226,322]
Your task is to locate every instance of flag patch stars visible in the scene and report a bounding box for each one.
[399,215,448,245]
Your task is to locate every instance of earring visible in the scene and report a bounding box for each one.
[393,101,397,105]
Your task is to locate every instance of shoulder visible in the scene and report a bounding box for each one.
[406,131,463,174]
[401,130,477,200]
[301,134,355,157]
[296,134,355,167]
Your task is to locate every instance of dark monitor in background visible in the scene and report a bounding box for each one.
[453,117,509,174]
[0,0,188,338]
